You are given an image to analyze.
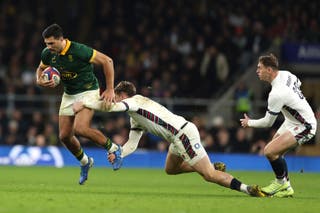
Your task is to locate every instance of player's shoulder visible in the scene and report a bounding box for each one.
[70,40,82,47]
[129,95,154,105]
[273,71,293,88]
[68,41,94,58]
[279,70,300,81]
[122,94,141,104]
[128,94,148,102]
[41,47,54,62]
[41,47,51,56]
[279,70,291,75]
[71,40,92,50]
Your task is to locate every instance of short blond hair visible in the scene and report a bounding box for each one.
[258,53,279,70]
[115,81,136,97]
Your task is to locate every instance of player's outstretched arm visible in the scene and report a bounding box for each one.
[73,101,129,114]
[121,130,144,158]
[245,112,277,128]
[108,129,143,163]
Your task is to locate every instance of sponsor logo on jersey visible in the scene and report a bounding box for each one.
[61,71,77,80]
[52,56,57,63]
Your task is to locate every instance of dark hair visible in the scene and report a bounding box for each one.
[42,23,64,39]
[258,53,279,70]
[115,81,136,97]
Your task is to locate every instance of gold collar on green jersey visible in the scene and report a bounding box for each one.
[60,39,71,55]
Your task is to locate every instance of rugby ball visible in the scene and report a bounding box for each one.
[43,67,61,86]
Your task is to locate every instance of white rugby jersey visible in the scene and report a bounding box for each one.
[248,71,317,130]
[85,94,189,157]
[120,95,188,141]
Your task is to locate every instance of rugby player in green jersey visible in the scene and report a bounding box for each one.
[36,23,122,184]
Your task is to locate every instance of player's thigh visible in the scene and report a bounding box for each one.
[74,107,94,129]
[265,131,297,156]
[59,115,75,139]
[165,150,184,171]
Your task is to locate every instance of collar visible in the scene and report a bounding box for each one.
[60,39,71,55]
[271,71,280,87]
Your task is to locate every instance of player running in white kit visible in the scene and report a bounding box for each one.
[74,81,267,197]
[240,54,317,197]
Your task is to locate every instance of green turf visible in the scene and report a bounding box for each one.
[0,166,319,213]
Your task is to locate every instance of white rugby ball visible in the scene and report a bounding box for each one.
[43,67,61,86]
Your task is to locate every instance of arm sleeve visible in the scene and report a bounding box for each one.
[248,111,278,128]
[248,92,282,128]
[85,96,137,112]
[84,101,128,112]
[121,129,144,158]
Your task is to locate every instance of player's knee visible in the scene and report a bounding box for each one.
[74,124,87,136]
[59,131,71,142]
[263,146,275,160]
[202,172,217,183]
[165,168,175,175]
[165,167,179,175]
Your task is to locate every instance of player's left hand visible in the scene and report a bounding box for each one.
[240,113,250,128]
[100,88,116,108]
[108,153,116,163]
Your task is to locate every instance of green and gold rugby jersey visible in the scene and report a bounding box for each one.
[41,39,99,95]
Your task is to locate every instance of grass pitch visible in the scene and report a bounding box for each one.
[0,166,319,213]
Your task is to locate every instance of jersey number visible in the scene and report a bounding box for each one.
[292,79,304,99]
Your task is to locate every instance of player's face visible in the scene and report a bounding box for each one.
[44,36,64,53]
[115,92,128,102]
[256,62,270,82]
[115,94,124,102]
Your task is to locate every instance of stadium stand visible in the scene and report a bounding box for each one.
[0,0,319,155]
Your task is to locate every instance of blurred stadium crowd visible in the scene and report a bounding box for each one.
[0,0,319,154]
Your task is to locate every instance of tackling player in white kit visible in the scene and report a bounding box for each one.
[240,54,317,197]
[74,81,267,197]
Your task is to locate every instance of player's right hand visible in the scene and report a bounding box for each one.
[100,88,116,107]
[37,73,56,88]
[240,113,250,128]
[108,153,116,163]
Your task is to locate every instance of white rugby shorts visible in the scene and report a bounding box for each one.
[277,120,316,145]
[59,89,100,116]
[169,122,207,166]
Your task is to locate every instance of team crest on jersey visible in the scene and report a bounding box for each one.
[68,55,73,62]
[52,56,57,63]
[61,71,77,80]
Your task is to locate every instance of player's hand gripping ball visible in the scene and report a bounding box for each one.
[43,67,61,86]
